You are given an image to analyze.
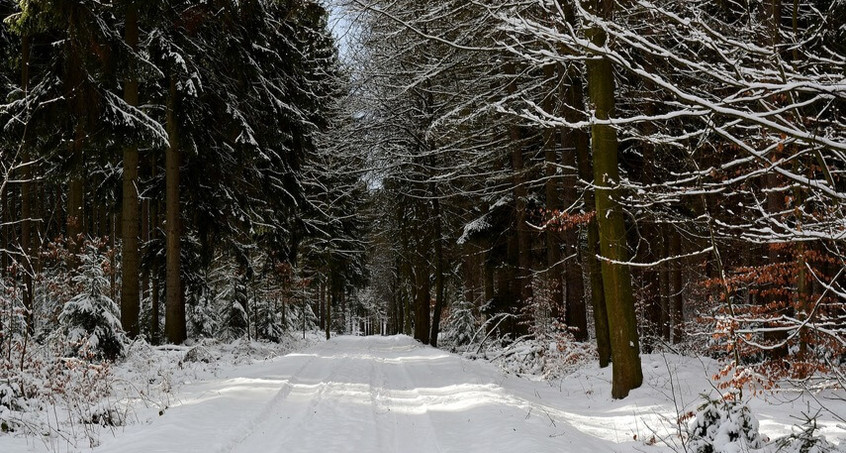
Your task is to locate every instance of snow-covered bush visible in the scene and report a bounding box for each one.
[81,400,125,427]
[522,278,562,340]
[774,411,837,453]
[0,276,28,340]
[0,277,29,419]
[221,275,251,339]
[186,260,230,340]
[0,340,118,439]
[283,304,317,335]
[226,299,250,336]
[296,303,318,332]
[184,344,215,363]
[0,342,42,433]
[550,329,597,377]
[479,331,596,380]
[55,241,127,360]
[53,357,120,430]
[0,360,28,432]
[687,394,765,453]
[474,277,596,379]
[188,294,221,340]
[254,297,285,342]
[441,298,478,350]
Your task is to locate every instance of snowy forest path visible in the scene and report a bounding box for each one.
[87,335,618,453]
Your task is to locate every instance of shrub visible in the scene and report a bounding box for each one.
[687,393,765,453]
[55,241,127,361]
[775,410,837,453]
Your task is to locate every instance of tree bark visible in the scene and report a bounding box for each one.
[560,96,587,341]
[504,62,533,324]
[585,0,643,398]
[68,129,85,247]
[66,41,85,250]
[429,196,446,347]
[340,284,347,333]
[638,75,662,351]
[483,250,494,318]
[111,213,118,302]
[141,194,149,324]
[1,183,9,277]
[151,186,161,343]
[413,255,431,345]
[164,74,185,344]
[542,64,564,326]
[659,225,671,341]
[20,33,34,332]
[760,0,789,360]
[393,262,402,334]
[669,230,683,344]
[568,70,611,364]
[326,274,332,340]
[121,3,141,337]
[318,278,324,332]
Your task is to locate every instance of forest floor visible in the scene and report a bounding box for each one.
[1,335,844,452]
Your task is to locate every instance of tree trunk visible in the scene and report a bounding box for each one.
[568,70,611,364]
[413,257,431,345]
[542,64,564,326]
[1,183,9,277]
[560,98,587,342]
[325,274,332,340]
[141,195,149,322]
[68,128,85,247]
[504,62,533,324]
[317,278,324,331]
[66,41,85,249]
[403,285,413,336]
[398,286,406,335]
[429,197,446,347]
[387,284,395,334]
[340,284,347,333]
[111,213,118,303]
[121,4,141,337]
[483,250,494,319]
[164,74,185,344]
[586,0,643,398]
[659,226,671,341]
[20,33,34,332]
[640,253,661,353]
[669,230,683,344]
[151,191,161,344]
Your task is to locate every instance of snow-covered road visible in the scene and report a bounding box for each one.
[80,335,845,453]
[89,335,624,453]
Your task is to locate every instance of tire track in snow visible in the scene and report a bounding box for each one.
[226,338,379,453]
[378,342,446,453]
[367,343,397,451]
[216,349,330,453]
